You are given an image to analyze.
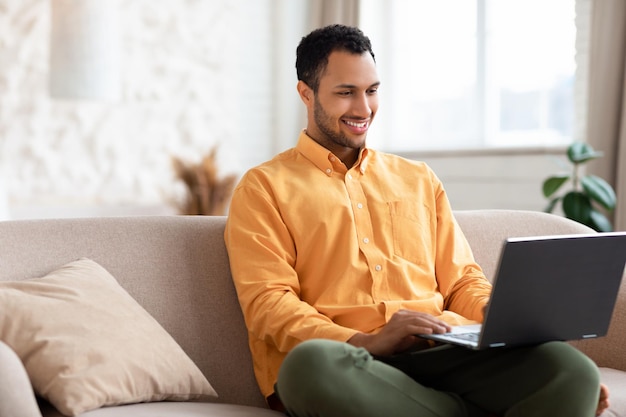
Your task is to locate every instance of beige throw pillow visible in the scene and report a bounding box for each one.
[0,258,217,416]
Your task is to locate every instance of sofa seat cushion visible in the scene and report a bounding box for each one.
[0,258,217,416]
[41,402,284,417]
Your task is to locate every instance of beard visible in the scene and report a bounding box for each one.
[313,97,362,150]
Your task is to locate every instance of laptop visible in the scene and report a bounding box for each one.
[420,231,626,350]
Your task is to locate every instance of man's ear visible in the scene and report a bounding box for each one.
[297,80,314,106]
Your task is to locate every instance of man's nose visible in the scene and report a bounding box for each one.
[353,93,373,117]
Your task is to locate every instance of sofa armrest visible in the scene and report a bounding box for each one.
[0,341,42,417]
[570,271,626,372]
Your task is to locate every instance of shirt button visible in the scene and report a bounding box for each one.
[363,237,369,244]
[330,156,336,162]
[375,265,382,271]
[325,168,332,174]
[347,174,353,180]
[357,203,363,209]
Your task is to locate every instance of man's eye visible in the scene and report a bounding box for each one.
[368,88,378,95]
[337,91,352,96]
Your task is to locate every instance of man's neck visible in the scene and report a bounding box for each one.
[339,151,360,169]
[304,130,361,168]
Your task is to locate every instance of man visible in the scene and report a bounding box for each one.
[224,24,609,417]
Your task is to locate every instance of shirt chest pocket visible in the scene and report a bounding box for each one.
[388,201,433,265]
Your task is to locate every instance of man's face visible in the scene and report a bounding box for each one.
[304,50,380,159]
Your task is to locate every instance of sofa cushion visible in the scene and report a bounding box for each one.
[0,258,217,416]
[0,341,40,417]
[43,402,284,417]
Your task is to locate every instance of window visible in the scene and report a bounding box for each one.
[359,0,585,152]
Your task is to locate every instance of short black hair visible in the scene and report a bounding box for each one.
[296,24,375,92]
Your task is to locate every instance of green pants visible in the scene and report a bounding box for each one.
[276,339,600,417]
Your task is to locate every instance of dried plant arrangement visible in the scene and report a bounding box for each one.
[172,147,238,216]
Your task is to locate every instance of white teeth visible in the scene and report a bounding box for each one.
[345,120,367,128]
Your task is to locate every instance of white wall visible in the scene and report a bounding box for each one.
[402,147,569,212]
[0,1,564,220]
[0,1,250,218]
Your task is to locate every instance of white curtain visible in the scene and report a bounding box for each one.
[269,0,362,155]
[585,0,626,231]
[0,176,9,221]
[307,0,360,28]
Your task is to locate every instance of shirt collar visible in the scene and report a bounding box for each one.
[296,130,371,176]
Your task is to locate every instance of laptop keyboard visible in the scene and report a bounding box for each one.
[448,332,479,342]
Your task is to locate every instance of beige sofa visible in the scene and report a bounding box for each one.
[0,210,623,417]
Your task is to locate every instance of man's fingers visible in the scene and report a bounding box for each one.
[395,310,452,334]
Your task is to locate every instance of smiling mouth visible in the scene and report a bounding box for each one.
[343,119,370,132]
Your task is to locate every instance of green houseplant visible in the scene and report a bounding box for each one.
[542,142,616,232]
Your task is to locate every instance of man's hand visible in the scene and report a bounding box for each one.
[347,309,451,357]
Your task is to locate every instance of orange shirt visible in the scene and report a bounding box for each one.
[224,131,492,398]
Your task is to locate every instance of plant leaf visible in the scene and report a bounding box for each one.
[543,197,560,213]
[567,142,603,164]
[542,175,569,198]
[581,175,616,210]
[589,209,614,232]
[562,191,592,225]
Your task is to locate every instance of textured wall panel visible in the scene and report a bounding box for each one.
[0,0,242,215]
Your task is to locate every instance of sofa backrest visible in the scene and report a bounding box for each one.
[0,215,266,409]
[0,210,601,410]
[453,209,594,282]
